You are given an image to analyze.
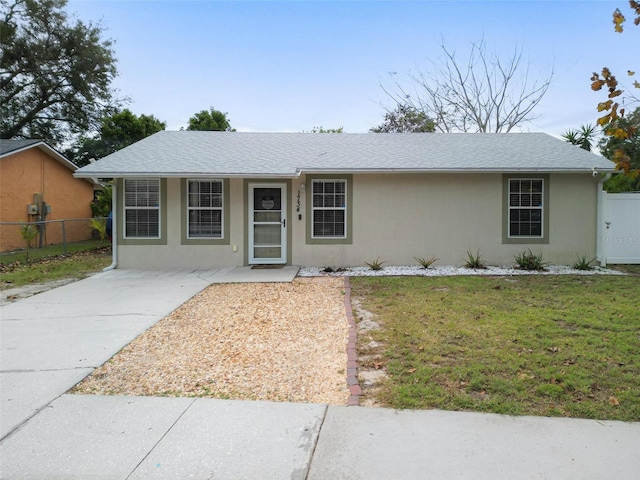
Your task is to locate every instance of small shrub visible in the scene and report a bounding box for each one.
[573,253,596,271]
[415,256,438,269]
[514,249,547,271]
[90,217,108,242]
[464,250,486,269]
[365,257,386,271]
[18,224,38,262]
[90,186,112,218]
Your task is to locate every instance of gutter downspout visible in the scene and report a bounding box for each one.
[103,181,117,271]
[596,173,612,267]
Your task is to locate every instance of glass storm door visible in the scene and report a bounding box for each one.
[249,184,287,264]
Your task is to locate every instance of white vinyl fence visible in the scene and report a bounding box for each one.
[600,192,640,265]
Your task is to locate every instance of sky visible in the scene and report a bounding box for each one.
[66,0,638,137]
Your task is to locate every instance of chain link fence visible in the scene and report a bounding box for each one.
[0,217,108,255]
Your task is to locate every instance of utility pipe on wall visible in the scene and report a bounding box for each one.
[596,173,612,267]
[103,182,117,271]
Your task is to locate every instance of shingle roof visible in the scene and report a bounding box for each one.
[0,138,81,172]
[0,138,42,156]
[73,131,617,178]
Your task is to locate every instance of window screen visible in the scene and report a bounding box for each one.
[508,179,543,237]
[124,179,160,238]
[187,179,223,238]
[312,179,346,238]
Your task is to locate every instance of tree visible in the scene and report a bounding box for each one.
[0,0,119,147]
[307,126,344,133]
[561,124,598,151]
[67,109,166,166]
[599,107,640,191]
[381,39,554,133]
[590,1,639,178]
[370,104,435,133]
[90,185,112,217]
[186,107,234,131]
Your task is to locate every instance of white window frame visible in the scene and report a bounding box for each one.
[123,178,161,239]
[508,178,544,239]
[186,179,224,239]
[311,179,347,239]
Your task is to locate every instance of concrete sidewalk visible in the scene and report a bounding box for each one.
[1,269,639,479]
[1,394,638,479]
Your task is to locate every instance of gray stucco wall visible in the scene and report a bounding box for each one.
[117,178,245,269]
[115,173,600,269]
[292,172,599,267]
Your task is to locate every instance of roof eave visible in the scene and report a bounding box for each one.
[0,140,42,158]
[1,141,79,172]
[75,167,618,178]
[73,171,302,179]
[297,167,618,174]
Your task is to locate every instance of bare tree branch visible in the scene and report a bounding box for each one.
[380,39,554,133]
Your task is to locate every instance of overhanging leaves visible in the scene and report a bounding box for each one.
[0,0,119,147]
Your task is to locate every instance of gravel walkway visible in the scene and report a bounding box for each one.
[73,277,350,405]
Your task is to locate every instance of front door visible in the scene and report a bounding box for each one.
[249,183,287,264]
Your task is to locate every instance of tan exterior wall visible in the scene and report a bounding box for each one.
[114,172,600,269]
[0,148,94,252]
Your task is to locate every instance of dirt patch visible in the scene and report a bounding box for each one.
[1,278,80,306]
[352,297,388,407]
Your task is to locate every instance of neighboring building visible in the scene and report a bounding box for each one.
[73,131,616,269]
[0,139,95,252]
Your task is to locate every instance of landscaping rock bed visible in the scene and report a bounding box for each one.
[298,264,626,277]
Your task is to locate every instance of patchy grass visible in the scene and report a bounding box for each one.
[1,240,109,265]
[351,275,640,421]
[0,243,111,288]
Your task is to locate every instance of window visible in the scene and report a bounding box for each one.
[312,179,346,238]
[187,179,223,238]
[124,179,160,238]
[508,178,543,237]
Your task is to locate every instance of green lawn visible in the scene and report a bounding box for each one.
[0,241,111,288]
[352,274,640,421]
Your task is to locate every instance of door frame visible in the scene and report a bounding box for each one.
[247,182,288,264]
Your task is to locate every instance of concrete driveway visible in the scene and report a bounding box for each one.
[0,269,228,439]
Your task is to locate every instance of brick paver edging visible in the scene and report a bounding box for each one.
[344,277,362,406]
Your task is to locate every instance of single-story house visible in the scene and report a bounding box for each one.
[73,131,616,269]
[0,139,96,252]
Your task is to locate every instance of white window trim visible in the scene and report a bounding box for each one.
[508,177,544,239]
[186,179,224,240]
[311,178,347,239]
[123,178,161,239]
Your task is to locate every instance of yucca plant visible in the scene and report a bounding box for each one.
[415,256,438,269]
[573,253,597,271]
[514,249,547,271]
[365,257,386,271]
[464,250,486,269]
